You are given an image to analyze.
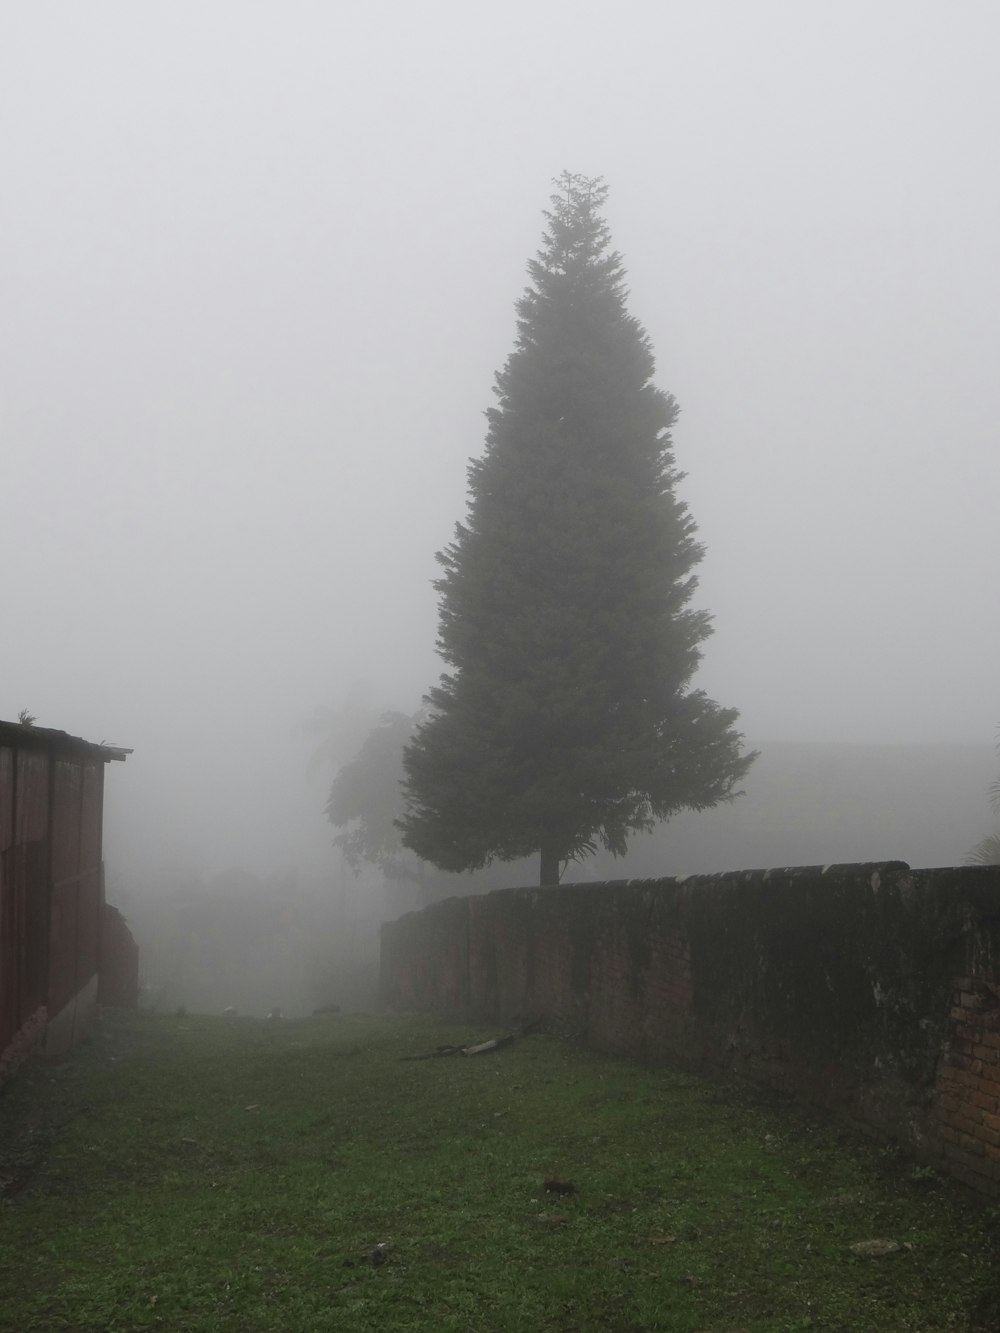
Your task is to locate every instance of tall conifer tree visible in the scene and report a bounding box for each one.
[400,174,754,885]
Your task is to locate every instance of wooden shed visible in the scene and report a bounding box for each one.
[0,718,135,1079]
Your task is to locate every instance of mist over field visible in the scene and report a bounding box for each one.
[4,3,999,1010]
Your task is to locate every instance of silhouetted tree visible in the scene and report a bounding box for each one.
[967,728,1000,866]
[400,173,755,886]
[297,684,379,785]
[326,711,424,882]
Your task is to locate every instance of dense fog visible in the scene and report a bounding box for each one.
[4,3,999,1012]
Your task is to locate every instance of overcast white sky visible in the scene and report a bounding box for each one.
[3,2,999,877]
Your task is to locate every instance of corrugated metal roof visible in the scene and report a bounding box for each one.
[0,720,131,763]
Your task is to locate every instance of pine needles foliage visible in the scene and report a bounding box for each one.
[400,174,755,884]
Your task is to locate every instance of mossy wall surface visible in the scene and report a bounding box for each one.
[380,862,1000,1193]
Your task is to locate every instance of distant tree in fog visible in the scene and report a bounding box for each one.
[969,835,1000,866]
[967,729,1000,865]
[400,173,755,887]
[297,684,379,784]
[326,711,425,882]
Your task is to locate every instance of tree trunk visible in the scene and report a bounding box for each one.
[539,845,561,886]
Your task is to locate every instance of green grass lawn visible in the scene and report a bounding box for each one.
[1,1011,998,1331]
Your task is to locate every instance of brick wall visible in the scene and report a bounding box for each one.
[936,976,1000,1190]
[380,862,1000,1194]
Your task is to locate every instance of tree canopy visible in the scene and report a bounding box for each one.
[326,711,420,881]
[967,727,1000,866]
[399,173,755,885]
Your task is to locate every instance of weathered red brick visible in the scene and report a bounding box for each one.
[944,1140,989,1170]
[944,1049,974,1070]
[950,1160,993,1190]
[954,1110,986,1137]
[945,1066,980,1089]
[938,1103,980,1132]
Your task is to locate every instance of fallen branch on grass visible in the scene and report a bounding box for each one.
[400,1021,537,1061]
